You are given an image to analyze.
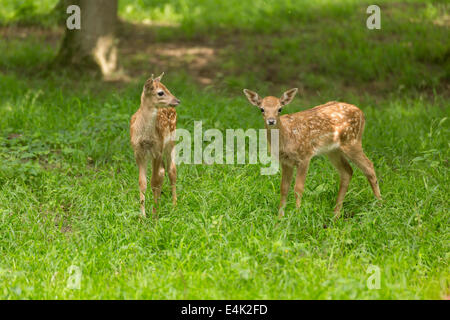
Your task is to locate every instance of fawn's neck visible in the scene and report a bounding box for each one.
[265,118,287,134]
[140,92,156,110]
[139,93,159,127]
[265,119,287,147]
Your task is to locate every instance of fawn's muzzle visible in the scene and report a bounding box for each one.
[267,118,276,126]
[170,99,181,106]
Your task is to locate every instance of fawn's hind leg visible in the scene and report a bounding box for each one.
[151,157,165,216]
[328,150,353,219]
[164,143,177,206]
[341,145,381,200]
[135,152,148,217]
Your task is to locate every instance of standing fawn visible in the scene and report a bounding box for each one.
[243,88,381,219]
[130,73,180,217]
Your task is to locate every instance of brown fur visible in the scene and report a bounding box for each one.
[243,89,381,218]
[130,73,180,217]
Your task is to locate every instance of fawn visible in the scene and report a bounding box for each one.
[243,88,381,218]
[130,73,180,217]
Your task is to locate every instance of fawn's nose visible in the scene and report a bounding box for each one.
[267,118,276,126]
[170,98,180,106]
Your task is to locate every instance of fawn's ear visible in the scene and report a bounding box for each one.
[243,89,262,107]
[144,77,154,92]
[280,88,298,106]
[153,72,164,82]
[144,72,164,91]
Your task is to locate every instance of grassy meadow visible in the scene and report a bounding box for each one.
[0,0,449,299]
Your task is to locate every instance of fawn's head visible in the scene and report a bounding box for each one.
[143,72,180,107]
[243,88,298,126]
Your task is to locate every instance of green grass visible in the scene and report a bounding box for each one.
[0,0,58,26]
[0,0,449,299]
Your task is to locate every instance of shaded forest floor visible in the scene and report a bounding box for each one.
[1,0,449,99]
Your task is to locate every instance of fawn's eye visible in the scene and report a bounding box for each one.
[260,108,265,113]
[278,108,282,113]
[157,91,164,96]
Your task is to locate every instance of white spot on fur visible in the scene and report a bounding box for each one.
[333,130,339,141]
[332,112,344,119]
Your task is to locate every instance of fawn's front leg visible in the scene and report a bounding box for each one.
[294,159,310,209]
[279,163,294,217]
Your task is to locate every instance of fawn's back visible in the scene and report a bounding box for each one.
[278,101,365,163]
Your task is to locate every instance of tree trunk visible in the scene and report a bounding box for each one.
[54,0,119,76]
